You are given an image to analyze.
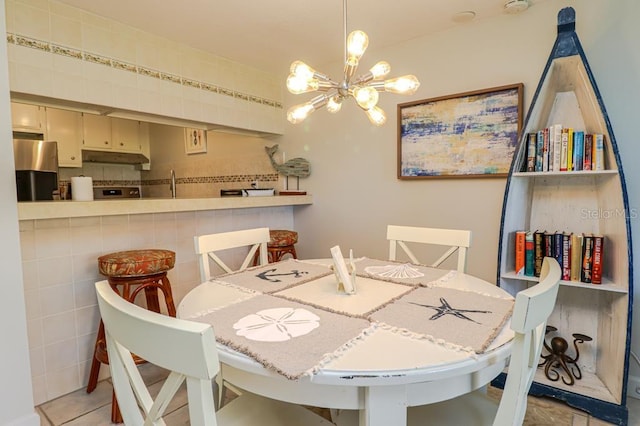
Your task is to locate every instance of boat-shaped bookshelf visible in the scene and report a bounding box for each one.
[494,8,633,425]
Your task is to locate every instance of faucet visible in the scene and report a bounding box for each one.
[169,169,176,198]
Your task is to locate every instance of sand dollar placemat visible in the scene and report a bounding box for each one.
[369,286,514,353]
[216,259,333,293]
[190,294,372,379]
[355,258,451,286]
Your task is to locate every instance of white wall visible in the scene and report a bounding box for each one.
[0,1,40,424]
[280,0,640,378]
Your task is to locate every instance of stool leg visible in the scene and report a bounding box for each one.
[111,391,123,423]
[86,321,105,393]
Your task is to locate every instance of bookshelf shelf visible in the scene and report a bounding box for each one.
[501,271,627,294]
[495,8,632,426]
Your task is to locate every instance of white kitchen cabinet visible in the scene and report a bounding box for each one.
[82,113,112,150]
[46,108,82,168]
[11,102,46,133]
[111,117,141,152]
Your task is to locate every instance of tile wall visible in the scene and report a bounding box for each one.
[20,206,295,404]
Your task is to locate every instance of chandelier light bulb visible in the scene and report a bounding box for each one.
[287,103,315,124]
[370,61,391,79]
[384,75,421,95]
[353,86,379,110]
[365,106,387,126]
[290,61,316,79]
[346,30,369,60]
[326,95,343,113]
[286,75,319,94]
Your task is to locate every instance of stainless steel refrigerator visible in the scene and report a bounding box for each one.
[13,133,59,201]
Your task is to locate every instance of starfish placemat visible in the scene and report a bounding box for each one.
[369,286,514,353]
[216,259,333,293]
[190,293,372,379]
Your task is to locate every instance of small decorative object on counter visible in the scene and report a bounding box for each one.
[265,144,310,194]
[538,325,592,386]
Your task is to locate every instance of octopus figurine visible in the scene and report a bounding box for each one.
[538,325,592,386]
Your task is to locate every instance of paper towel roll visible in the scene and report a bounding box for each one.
[71,176,94,201]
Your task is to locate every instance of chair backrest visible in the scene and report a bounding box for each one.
[95,280,220,425]
[195,227,270,280]
[387,225,472,272]
[493,257,561,426]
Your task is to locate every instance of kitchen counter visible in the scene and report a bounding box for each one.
[17,195,313,220]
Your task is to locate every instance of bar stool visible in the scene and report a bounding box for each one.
[266,229,298,262]
[86,249,176,424]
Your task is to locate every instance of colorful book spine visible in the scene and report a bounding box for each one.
[526,133,536,172]
[542,127,550,171]
[554,231,563,269]
[560,128,569,171]
[566,128,574,171]
[572,131,584,171]
[561,232,571,280]
[534,230,545,277]
[515,231,526,275]
[593,134,605,171]
[581,233,593,283]
[525,231,535,277]
[592,235,604,284]
[544,231,554,258]
[583,133,593,171]
[552,124,563,171]
[535,131,544,172]
[570,233,582,281]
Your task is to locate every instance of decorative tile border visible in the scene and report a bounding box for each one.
[7,33,282,110]
[60,173,280,189]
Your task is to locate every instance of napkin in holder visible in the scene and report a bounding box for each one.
[330,245,356,295]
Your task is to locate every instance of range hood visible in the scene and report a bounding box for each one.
[82,150,149,165]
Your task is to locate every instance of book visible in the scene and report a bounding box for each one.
[592,235,604,284]
[554,231,563,269]
[524,231,535,277]
[570,233,582,281]
[515,231,526,275]
[551,124,563,171]
[593,133,605,171]
[581,233,593,283]
[561,232,571,280]
[583,133,593,170]
[544,231,555,258]
[560,128,569,171]
[534,230,545,277]
[542,127,550,171]
[526,133,537,172]
[535,131,544,172]
[572,131,584,171]
[566,128,574,170]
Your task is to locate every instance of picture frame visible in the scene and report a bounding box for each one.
[184,128,207,154]
[397,83,523,179]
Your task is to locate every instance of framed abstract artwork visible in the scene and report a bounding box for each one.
[397,83,523,179]
[184,128,207,154]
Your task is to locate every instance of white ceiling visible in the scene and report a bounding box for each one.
[54,0,544,75]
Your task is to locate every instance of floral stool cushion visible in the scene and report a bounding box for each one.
[268,230,298,248]
[98,249,176,277]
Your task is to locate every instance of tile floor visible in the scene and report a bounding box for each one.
[36,363,640,425]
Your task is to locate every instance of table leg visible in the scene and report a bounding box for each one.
[362,385,407,426]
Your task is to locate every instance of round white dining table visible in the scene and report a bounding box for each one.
[177,259,514,426]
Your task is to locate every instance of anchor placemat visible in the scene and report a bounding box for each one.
[369,286,514,353]
[190,293,372,379]
[216,259,333,293]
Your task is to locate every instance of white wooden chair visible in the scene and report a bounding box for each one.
[407,256,562,425]
[95,280,333,426]
[334,257,561,426]
[195,227,270,281]
[387,225,472,272]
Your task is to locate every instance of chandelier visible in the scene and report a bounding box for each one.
[285,0,420,126]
